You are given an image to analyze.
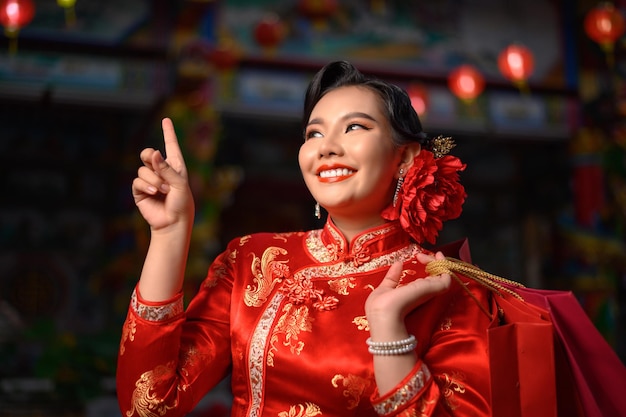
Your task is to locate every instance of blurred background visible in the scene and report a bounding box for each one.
[0,0,624,415]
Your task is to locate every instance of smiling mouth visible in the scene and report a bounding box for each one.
[318,168,356,182]
[319,168,355,179]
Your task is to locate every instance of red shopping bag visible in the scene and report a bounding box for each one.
[434,239,558,416]
[516,287,626,417]
[434,238,626,417]
[487,293,557,417]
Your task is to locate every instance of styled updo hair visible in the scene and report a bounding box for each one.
[302,60,433,150]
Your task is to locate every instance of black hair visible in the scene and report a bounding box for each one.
[302,60,432,149]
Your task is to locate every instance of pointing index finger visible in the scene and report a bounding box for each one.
[161,117,185,167]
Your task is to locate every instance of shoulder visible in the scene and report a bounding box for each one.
[224,230,310,251]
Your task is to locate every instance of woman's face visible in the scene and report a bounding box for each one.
[299,86,404,222]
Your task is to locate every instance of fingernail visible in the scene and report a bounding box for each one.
[147,186,157,194]
[160,183,170,193]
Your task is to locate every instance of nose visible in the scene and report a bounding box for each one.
[317,132,343,158]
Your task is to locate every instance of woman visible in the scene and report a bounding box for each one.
[116,61,493,417]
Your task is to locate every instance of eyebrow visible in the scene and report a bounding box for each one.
[307,112,377,127]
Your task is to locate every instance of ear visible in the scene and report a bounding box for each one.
[397,143,421,177]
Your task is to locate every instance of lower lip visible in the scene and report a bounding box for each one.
[318,173,356,183]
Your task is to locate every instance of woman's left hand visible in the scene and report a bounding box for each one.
[365,251,451,338]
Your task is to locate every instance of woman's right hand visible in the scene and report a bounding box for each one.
[132,118,194,233]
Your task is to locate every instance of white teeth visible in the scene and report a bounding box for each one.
[319,168,354,178]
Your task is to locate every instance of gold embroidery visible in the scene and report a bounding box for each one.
[328,277,356,295]
[278,403,322,417]
[281,273,321,304]
[352,316,369,331]
[440,317,452,331]
[331,374,370,410]
[417,397,437,417]
[119,314,136,356]
[244,246,289,307]
[268,303,313,366]
[436,372,466,411]
[314,295,339,310]
[280,272,339,311]
[398,268,417,285]
[204,249,236,288]
[203,277,219,289]
[305,241,422,278]
[178,344,206,391]
[273,231,305,243]
[127,363,178,417]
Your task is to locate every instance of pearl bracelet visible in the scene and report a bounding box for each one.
[366,334,417,355]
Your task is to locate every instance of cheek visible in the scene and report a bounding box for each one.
[355,141,398,169]
[298,142,316,170]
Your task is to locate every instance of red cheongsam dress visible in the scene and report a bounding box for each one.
[117,219,492,417]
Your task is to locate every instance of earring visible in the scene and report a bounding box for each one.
[393,169,404,207]
[314,202,321,219]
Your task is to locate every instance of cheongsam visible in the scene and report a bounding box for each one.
[116,219,492,417]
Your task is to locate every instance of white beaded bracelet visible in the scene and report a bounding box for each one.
[366,335,417,355]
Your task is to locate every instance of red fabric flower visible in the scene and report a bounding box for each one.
[381,150,466,244]
[281,275,315,304]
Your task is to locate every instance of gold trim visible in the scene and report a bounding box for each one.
[247,292,284,417]
[373,363,431,416]
[131,289,184,322]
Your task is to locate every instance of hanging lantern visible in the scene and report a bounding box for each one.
[0,0,35,54]
[56,0,76,28]
[584,2,625,68]
[407,83,428,116]
[447,64,485,103]
[497,44,534,92]
[298,0,338,30]
[209,43,239,72]
[253,14,285,54]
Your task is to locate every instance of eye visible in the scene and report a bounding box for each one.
[305,129,323,141]
[346,123,369,133]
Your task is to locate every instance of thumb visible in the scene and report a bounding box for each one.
[152,151,185,189]
[376,261,404,289]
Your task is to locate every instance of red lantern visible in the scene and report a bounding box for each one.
[253,14,285,52]
[209,44,239,72]
[0,0,34,32]
[585,3,625,45]
[497,44,534,90]
[447,64,485,103]
[0,0,35,54]
[584,3,625,67]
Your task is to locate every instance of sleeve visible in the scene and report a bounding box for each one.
[116,248,235,417]
[370,280,493,416]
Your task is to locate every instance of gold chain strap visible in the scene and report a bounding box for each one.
[426,257,526,317]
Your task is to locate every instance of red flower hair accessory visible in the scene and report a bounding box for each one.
[381,144,467,245]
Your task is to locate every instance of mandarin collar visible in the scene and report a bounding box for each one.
[316,218,412,266]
